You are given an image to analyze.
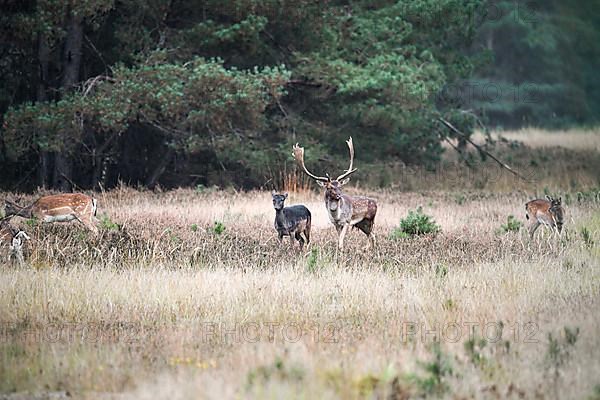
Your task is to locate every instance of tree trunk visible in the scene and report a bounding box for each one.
[61,13,83,89]
[146,146,175,188]
[53,11,83,191]
[37,34,50,189]
[91,131,119,190]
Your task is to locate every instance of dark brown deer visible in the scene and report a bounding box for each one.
[4,193,99,233]
[293,137,377,251]
[271,191,311,250]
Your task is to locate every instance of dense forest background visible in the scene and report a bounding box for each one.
[0,0,598,191]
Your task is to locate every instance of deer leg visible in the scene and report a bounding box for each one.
[356,219,375,250]
[9,242,23,266]
[76,214,99,234]
[304,220,311,245]
[295,232,305,250]
[14,246,25,266]
[528,221,541,238]
[338,224,349,251]
[367,232,375,250]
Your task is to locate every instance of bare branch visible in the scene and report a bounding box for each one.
[438,117,531,182]
[82,75,115,97]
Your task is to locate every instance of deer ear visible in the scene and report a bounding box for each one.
[558,197,562,204]
[339,178,350,186]
[271,190,276,197]
[284,192,288,199]
[545,195,552,202]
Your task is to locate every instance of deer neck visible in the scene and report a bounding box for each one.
[274,208,287,228]
[326,194,351,222]
[11,204,33,219]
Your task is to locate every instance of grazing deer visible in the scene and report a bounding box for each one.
[0,220,30,266]
[272,191,311,250]
[525,195,564,238]
[4,193,99,233]
[293,137,377,251]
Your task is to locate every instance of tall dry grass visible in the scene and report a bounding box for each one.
[486,127,600,152]
[1,132,599,399]
[1,185,599,399]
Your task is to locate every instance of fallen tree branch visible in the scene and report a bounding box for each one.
[82,75,115,97]
[438,117,531,182]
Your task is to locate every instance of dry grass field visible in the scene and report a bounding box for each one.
[1,129,600,400]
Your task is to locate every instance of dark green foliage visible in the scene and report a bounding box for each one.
[212,221,226,235]
[470,0,600,128]
[408,342,453,395]
[465,337,488,367]
[391,207,440,237]
[245,356,305,390]
[587,385,600,400]
[0,0,485,190]
[1,0,597,190]
[546,326,579,372]
[306,247,319,273]
[500,215,522,233]
[580,227,594,248]
[100,214,120,231]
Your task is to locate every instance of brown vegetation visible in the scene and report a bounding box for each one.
[1,132,599,399]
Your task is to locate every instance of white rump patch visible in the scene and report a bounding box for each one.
[44,214,76,223]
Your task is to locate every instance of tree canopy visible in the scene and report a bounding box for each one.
[0,0,597,190]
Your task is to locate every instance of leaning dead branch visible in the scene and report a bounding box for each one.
[438,117,531,183]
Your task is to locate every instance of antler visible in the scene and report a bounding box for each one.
[336,137,357,181]
[292,143,329,182]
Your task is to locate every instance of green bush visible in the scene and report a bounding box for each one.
[100,214,120,231]
[212,221,226,235]
[408,342,453,396]
[500,215,522,233]
[581,227,595,248]
[391,207,440,238]
[306,247,319,273]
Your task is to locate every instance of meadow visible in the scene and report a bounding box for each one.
[1,129,600,399]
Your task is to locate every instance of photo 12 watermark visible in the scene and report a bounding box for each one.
[399,321,540,344]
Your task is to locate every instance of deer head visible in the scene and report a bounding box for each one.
[546,195,564,232]
[292,138,357,202]
[4,199,27,218]
[271,191,288,210]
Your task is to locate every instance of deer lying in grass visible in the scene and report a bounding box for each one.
[0,219,30,266]
[4,193,99,234]
[272,191,311,250]
[525,195,564,238]
[293,137,377,251]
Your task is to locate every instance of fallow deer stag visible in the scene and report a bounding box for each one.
[4,193,99,234]
[525,195,564,238]
[293,137,377,251]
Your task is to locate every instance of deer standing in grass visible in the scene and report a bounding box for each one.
[0,219,30,265]
[525,195,564,238]
[293,137,377,251]
[4,193,99,234]
[272,191,312,250]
